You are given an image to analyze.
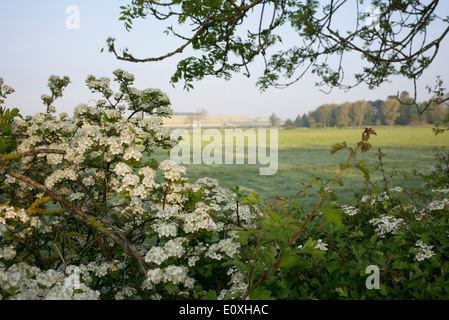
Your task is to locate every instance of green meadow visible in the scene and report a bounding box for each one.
[152,126,449,205]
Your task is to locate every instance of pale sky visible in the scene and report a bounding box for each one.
[1,0,448,120]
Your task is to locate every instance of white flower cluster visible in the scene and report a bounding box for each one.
[47,75,70,98]
[142,265,194,289]
[315,239,328,251]
[152,222,178,238]
[45,282,100,300]
[218,268,247,300]
[180,202,221,233]
[86,75,111,90]
[123,146,143,161]
[221,201,261,229]
[205,238,241,260]
[360,194,375,205]
[114,162,132,176]
[187,243,207,267]
[113,69,135,82]
[0,245,16,260]
[433,187,449,194]
[401,205,428,221]
[0,205,48,239]
[45,168,78,189]
[0,262,116,300]
[369,214,404,237]
[113,165,158,201]
[157,105,173,115]
[159,159,186,181]
[341,205,359,216]
[0,205,30,224]
[361,195,370,203]
[414,240,435,262]
[144,237,187,265]
[377,191,390,201]
[427,198,449,211]
[0,77,15,94]
[114,286,137,300]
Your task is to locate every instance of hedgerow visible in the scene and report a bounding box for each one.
[1,72,448,300]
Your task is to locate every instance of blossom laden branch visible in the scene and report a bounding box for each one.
[5,169,154,273]
[1,148,66,161]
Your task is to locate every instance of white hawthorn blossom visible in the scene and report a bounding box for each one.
[315,239,328,251]
[369,214,404,237]
[341,205,359,216]
[414,240,435,261]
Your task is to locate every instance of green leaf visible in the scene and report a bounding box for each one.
[323,209,343,226]
[356,160,368,167]
[330,142,347,155]
[335,287,349,297]
[241,192,259,205]
[0,137,9,153]
[354,162,370,180]
[337,177,344,186]
[203,290,218,300]
[284,221,300,235]
[299,238,317,254]
[164,283,179,294]
[339,162,352,170]
[236,230,251,245]
[268,210,282,224]
[311,250,326,257]
[249,287,272,300]
[279,248,300,268]
[257,245,277,266]
[326,261,340,274]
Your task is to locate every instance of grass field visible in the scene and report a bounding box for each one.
[152,126,449,206]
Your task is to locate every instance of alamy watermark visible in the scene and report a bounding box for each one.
[365,265,380,290]
[65,5,80,30]
[170,122,278,175]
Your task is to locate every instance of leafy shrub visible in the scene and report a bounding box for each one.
[231,142,449,300]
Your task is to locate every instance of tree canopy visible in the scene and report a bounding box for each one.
[105,0,449,112]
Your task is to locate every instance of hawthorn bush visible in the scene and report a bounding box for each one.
[0,73,448,300]
[0,72,258,300]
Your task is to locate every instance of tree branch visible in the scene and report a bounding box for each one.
[5,169,154,273]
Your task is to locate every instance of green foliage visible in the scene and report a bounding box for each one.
[0,107,22,154]
[107,0,448,102]
[40,75,70,113]
[322,209,343,226]
[228,128,449,300]
[0,79,23,154]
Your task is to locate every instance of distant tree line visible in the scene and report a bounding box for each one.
[282,91,448,128]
